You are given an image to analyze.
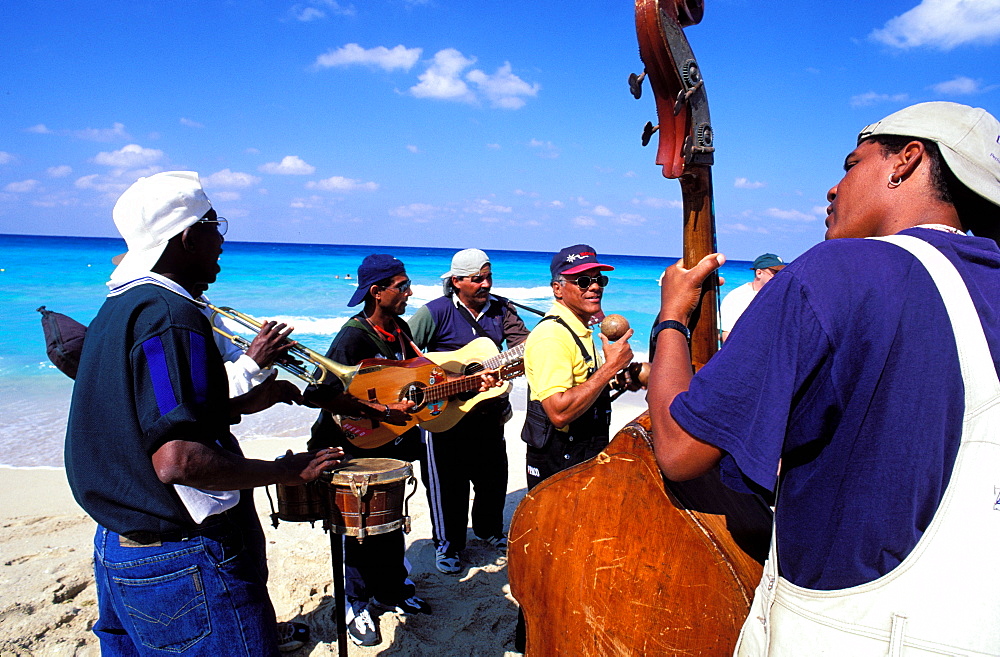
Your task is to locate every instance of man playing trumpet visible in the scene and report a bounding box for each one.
[65,171,344,656]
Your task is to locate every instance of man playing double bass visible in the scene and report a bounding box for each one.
[649,102,1000,654]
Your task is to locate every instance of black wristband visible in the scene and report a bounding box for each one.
[651,319,691,343]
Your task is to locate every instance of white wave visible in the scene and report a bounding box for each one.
[492,285,553,301]
[219,315,350,336]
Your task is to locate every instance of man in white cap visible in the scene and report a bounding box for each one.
[719,252,786,342]
[649,102,1000,654]
[65,171,344,656]
[409,248,529,574]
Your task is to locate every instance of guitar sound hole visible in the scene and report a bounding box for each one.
[402,383,425,408]
[464,362,483,375]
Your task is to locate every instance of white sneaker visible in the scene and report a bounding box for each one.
[435,547,462,574]
[346,606,380,647]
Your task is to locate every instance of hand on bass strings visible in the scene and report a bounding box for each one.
[245,319,300,369]
[230,370,303,418]
[658,253,726,324]
[277,446,346,485]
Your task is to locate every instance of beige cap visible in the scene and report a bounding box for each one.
[858,101,1000,208]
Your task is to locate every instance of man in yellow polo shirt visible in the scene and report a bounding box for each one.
[520,244,635,489]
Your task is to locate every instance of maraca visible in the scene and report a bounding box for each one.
[600,313,631,341]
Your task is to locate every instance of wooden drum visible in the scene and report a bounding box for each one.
[321,458,416,541]
[272,479,327,524]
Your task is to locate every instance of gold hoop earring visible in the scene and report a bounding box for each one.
[888,173,903,188]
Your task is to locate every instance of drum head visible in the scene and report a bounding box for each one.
[324,457,412,484]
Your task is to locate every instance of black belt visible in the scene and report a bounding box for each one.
[121,512,235,546]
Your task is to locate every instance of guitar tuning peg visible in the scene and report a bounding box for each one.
[628,71,646,99]
[641,121,659,146]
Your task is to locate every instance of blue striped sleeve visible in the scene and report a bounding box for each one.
[141,336,179,415]
[188,330,209,405]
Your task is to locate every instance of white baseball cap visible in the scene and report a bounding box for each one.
[110,171,212,281]
[858,101,1000,208]
[441,248,490,279]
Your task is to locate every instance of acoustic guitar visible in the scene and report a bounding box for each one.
[339,337,525,449]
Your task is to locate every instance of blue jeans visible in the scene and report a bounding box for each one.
[92,518,278,656]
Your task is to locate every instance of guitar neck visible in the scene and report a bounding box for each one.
[423,343,526,403]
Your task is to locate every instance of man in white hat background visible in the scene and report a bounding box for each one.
[65,171,344,656]
[719,252,787,342]
[408,248,529,575]
[648,102,1000,654]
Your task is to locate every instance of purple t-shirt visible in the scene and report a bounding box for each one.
[671,228,1000,590]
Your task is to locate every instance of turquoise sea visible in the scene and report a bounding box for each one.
[0,234,755,467]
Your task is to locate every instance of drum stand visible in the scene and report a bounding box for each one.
[326,522,349,657]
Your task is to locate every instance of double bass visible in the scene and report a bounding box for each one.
[507,1,773,654]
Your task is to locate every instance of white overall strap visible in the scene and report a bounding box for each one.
[874,234,1000,419]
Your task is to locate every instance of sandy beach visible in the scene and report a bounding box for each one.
[0,399,647,656]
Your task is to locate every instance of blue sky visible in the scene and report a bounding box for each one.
[1,0,998,260]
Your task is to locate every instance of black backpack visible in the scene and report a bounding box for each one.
[37,306,87,379]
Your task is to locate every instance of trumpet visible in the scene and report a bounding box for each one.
[204,303,358,388]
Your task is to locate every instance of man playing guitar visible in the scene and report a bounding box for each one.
[409,248,529,575]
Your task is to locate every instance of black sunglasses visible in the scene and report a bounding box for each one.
[561,274,609,289]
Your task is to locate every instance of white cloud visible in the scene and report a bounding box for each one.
[465,198,512,215]
[592,205,614,217]
[409,49,477,102]
[0,151,13,165]
[204,168,261,188]
[406,144,419,153]
[314,43,421,71]
[529,139,559,159]
[466,62,540,109]
[306,176,378,191]
[870,0,1000,50]
[631,196,683,209]
[735,177,766,189]
[4,179,39,193]
[212,191,242,202]
[572,215,597,227]
[617,213,646,226]
[47,165,72,177]
[180,117,204,128]
[390,203,440,218]
[259,156,316,175]
[25,124,51,134]
[74,172,153,194]
[292,0,355,21]
[721,222,770,234]
[849,91,910,108]
[765,207,816,222]
[74,122,130,142]
[93,144,164,167]
[929,75,991,95]
[486,143,501,150]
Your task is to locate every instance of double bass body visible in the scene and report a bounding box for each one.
[507,0,773,653]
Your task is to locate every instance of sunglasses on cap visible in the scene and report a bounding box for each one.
[560,274,609,289]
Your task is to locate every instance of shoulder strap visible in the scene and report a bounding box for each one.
[873,234,1000,417]
[541,315,596,373]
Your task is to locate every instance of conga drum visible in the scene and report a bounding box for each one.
[321,458,416,541]
[266,454,329,527]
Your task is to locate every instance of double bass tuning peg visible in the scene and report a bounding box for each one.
[628,71,646,99]
[641,121,659,147]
